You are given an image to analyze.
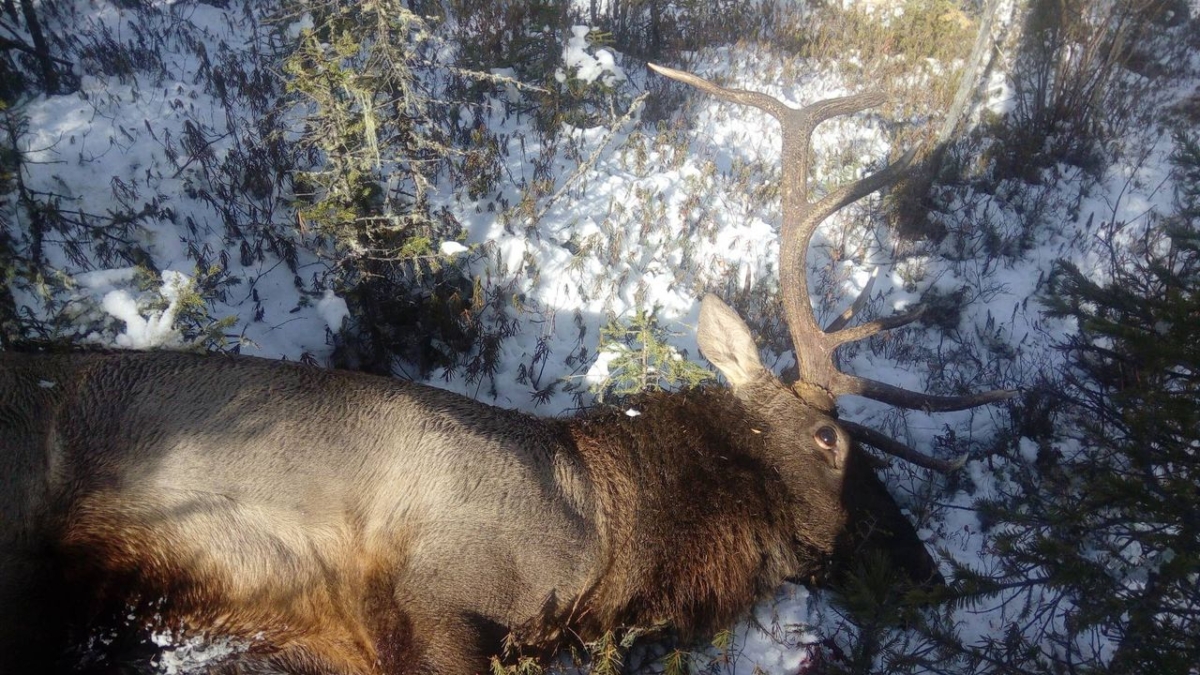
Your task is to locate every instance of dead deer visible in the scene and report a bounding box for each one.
[0,65,1012,674]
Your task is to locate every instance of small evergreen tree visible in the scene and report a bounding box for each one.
[591,309,711,402]
[941,131,1200,674]
[281,0,481,376]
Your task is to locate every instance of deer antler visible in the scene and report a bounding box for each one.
[650,63,1016,463]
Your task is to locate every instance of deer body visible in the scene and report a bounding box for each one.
[1,297,853,674]
[5,349,601,672]
[3,64,1012,673]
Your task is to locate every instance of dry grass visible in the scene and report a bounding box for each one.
[764,0,979,154]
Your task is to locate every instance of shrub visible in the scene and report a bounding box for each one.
[590,308,712,402]
[935,131,1200,674]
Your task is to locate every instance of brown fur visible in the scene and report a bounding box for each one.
[565,388,838,638]
[0,296,935,674]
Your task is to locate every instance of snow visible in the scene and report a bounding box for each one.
[440,240,469,256]
[315,290,349,333]
[72,268,190,348]
[149,630,245,675]
[556,26,626,86]
[5,0,1195,672]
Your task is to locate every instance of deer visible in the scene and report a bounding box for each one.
[0,64,1013,674]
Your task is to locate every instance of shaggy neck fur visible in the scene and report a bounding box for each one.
[563,387,845,639]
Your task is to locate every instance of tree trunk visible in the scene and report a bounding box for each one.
[18,0,57,94]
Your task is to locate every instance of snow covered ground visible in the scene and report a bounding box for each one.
[3,0,1194,672]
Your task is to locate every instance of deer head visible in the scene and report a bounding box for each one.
[650,62,1013,458]
[648,63,1015,582]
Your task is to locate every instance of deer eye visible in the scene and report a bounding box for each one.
[814,425,839,450]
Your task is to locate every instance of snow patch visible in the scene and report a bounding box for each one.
[316,290,349,332]
[556,26,625,86]
[98,270,191,350]
[150,631,246,675]
[440,240,469,256]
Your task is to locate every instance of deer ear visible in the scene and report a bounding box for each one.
[697,295,766,389]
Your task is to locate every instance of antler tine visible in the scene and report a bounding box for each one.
[833,373,1016,413]
[648,63,794,122]
[807,147,918,231]
[837,419,967,472]
[823,286,1016,412]
[824,268,878,333]
[829,305,924,345]
[648,63,888,188]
